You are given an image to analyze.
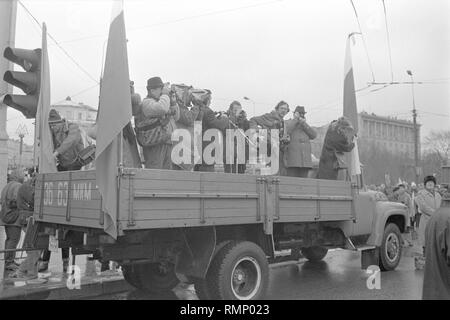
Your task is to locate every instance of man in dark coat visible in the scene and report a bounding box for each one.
[422,191,450,300]
[49,109,85,171]
[284,106,317,177]
[0,172,23,271]
[317,117,356,180]
[192,90,231,172]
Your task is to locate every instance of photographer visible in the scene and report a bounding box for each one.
[223,101,250,174]
[172,84,200,171]
[192,90,230,172]
[135,76,179,169]
[284,106,317,178]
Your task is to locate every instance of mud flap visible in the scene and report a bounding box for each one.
[361,248,380,270]
[175,227,216,279]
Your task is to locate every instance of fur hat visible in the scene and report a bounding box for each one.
[48,109,63,124]
[423,175,437,186]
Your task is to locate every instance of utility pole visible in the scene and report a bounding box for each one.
[0,0,17,282]
[407,70,420,183]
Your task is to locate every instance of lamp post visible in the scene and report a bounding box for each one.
[406,70,420,183]
[16,124,28,171]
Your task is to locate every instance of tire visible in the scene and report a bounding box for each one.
[301,246,328,262]
[206,241,269,300]
[121,264,142,289]
[379,223,402,271]
[135,262,180,293]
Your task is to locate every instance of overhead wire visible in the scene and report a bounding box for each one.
[18,1,99,85]
[55,0,285,45]
[350,0,376,83]
[381,0,394,83]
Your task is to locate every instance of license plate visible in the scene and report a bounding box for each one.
[48,235,59,252]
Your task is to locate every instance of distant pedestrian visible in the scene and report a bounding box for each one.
[0,171,24,271]
[422,190,450,300]
[414,175,442,270]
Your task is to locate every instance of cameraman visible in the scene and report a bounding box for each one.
[173,84,200,171]
[137,76,179,169]
[192,90,231,172]
[223,101,250,174]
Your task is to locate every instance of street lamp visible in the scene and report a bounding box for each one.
[406,70,420,182]
[243,96,256,117]
[16,124,28,171]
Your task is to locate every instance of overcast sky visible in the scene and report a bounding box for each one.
[8,0,450,145]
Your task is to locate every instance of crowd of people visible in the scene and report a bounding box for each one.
[93,75,358,181]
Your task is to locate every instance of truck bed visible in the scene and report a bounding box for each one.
[34,168,355,235]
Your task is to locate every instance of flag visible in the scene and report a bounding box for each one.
[34,23,57,173]
[343,34,361,176]
[95,0,132,239]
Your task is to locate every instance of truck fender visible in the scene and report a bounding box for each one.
[175,226,216,279]
[366,204,407,247]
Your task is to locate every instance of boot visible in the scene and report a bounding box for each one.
[63,258,70,273]
[38,261,49,272]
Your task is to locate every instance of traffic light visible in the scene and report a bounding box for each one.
[3,47,41,118]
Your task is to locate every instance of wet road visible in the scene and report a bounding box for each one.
[91,246,423,300]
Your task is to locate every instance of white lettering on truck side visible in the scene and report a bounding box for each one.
[43,181,92,207]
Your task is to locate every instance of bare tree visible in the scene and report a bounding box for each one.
[423,130,450,165]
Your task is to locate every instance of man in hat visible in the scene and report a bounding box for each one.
[40,109,84,272]
[135,76,179,169]
[284,106,317,177]
[422,189,450,299]
[415,175,442,270]
[48,109,84,172]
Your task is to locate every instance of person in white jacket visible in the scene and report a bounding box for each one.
[414,175,442,269]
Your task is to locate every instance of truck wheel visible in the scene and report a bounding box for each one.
[136,262,180,293]
[121,264,142,289]
[301,246,328,262]
[206,241,269,300]
[379,223,402,271]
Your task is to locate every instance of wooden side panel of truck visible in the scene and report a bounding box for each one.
[34,168,355,232]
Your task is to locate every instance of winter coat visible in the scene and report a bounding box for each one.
[422,205,450,300]
[174,105,201,170]
[222,115,250,167]
[249,110,286,175]
[0,181,22,226]
[195,106,230,169]
[284,118,317,168]
[138,95,180,145]
[52,121,84,168]
[415,189,442,217]
[317,121,355,180]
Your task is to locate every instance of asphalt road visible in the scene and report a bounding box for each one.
[91,245,424,300]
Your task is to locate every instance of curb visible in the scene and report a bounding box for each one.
[1,275,133,300]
